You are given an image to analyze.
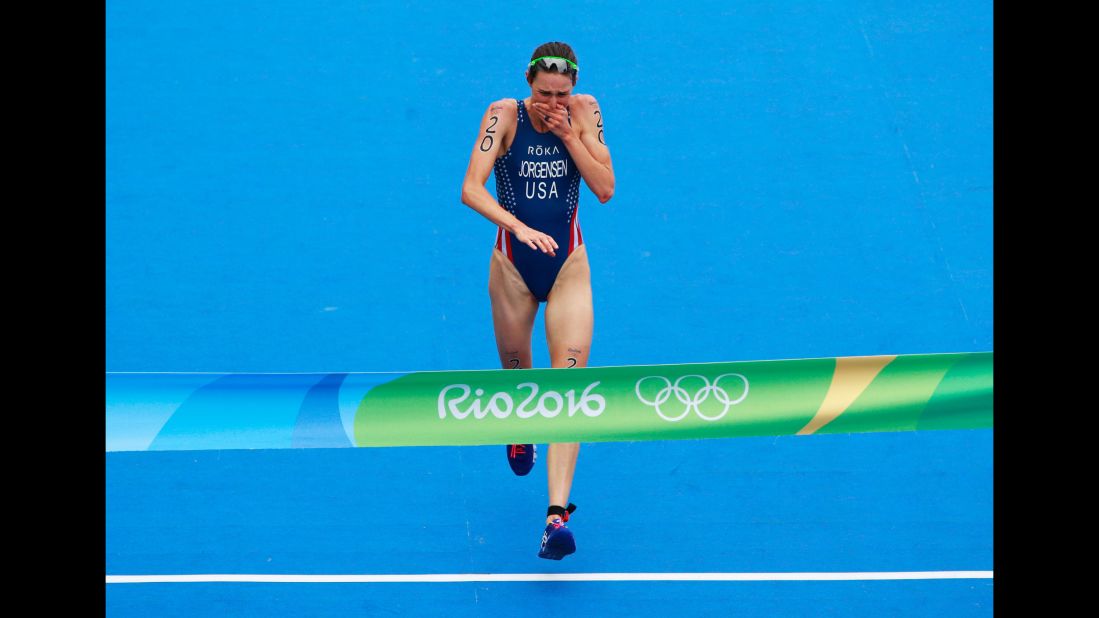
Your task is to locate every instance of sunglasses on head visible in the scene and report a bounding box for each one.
[530,56,579,74]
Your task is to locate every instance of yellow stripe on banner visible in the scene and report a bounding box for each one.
[797,355,897,435]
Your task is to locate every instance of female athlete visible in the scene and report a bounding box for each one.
[459,41,614,559]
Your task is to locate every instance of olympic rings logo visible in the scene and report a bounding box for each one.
[634,374,749,422]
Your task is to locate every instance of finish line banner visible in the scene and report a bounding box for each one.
[105,352,992,452]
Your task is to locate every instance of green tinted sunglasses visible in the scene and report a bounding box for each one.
[530,56,579,73]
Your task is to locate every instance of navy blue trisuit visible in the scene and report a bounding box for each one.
[493,98,584,302]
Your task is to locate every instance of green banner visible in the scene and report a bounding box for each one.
[353,352,992,446]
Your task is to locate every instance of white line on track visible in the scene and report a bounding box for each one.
[107,571,993,584]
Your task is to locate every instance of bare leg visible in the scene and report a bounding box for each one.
[543,245,593,524]
[488,248,538,370]
[488,248,541,479]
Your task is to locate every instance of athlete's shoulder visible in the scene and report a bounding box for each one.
[569,95,605,136]
[486,98,519,118]
[569,94,600,109]
[569,95,603,125]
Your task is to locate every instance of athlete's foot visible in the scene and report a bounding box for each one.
[506,444,536,476]
[538,518,575,560]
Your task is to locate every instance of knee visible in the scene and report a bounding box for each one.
[556,346,588,369]
[502,351,529,370]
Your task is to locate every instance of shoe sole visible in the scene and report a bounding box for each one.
[537,549,575,560]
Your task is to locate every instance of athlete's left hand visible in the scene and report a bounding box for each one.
[532,101,573,141]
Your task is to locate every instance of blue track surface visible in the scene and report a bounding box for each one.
[106,0,993,614]
[109,581,991,617]
[107,432,992,615]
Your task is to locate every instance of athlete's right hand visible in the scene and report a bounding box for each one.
[513,225,558,257]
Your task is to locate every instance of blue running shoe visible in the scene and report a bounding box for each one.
[538,518,575,560]
[507,444,536,476]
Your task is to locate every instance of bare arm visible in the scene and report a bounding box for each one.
[460,100,559,256]
[534,94,615,203]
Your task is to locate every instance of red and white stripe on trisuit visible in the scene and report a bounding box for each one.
[568,210,583,253]
[495,212,583,261]
[495,226,513,260]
